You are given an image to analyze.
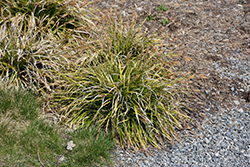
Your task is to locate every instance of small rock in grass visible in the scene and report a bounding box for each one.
[58,155,66,163]
[67,140,76,150]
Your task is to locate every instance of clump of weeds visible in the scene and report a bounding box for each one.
[146,4,170,26]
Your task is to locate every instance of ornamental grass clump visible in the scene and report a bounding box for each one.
[0,13,68,92]
[98,12,151,58]
[0,0,94,32]
[51,12,195,151]
[80,10,161,66]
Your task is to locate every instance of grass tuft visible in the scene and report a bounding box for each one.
[0,0,84,31]
[50,12,195,151]
[0,13,68,92]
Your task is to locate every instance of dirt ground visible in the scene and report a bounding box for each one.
[88,0,250,121]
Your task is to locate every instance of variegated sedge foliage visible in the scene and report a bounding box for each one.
[51,12,195,151]
[93,10,156,63]
[0,0,94,32]
[0,13,68,93]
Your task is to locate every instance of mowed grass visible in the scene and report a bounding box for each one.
[0,82,115,167]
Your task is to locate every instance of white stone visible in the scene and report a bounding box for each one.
[238,108,244,113]
[136,7,143,11]
[67,140,76,150]
[58,156,66,163]
[122,11,126,16]
[233,100,240,105]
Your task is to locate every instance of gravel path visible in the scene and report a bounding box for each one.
[111,49,250,166]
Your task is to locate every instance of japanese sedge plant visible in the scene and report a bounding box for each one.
[95,10,159,63]
[0,13,68,93]
[0,0,95,33]
[51,12,195,151]
[71,9,161,67]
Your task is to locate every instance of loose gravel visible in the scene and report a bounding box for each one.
[111,49,250,167]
